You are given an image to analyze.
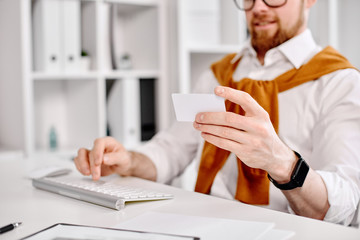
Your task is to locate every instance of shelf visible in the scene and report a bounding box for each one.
[187,44,243,54]
[104,0,159,16]
[30,148,79,161]
[0,149,24,161]
[104,69,159,79]
[32,72,99,81]
[32,70,160,81]
[104,0,159,7]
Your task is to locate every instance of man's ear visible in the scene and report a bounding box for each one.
[306,0,317,8]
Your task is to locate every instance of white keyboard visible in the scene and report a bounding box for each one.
[33,175,174,210]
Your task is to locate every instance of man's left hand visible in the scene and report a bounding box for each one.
[193,86,296,183]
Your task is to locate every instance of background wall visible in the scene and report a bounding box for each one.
[0,0,26,151]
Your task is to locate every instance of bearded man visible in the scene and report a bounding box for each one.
[74,0,360,226]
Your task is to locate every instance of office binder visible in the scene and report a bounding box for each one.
[185,0,220,45]
[140,78,156,141]
[81,2,96,71]
[33,0,62,72]
[61,0,81,72]
[99,2,112,71]
[107,78,141,148]
[110,4,131,70]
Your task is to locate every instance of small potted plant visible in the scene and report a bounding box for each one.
[118,53,132,70]
[80,50,91,71]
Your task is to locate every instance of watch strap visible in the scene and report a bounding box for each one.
[268,151,309,190]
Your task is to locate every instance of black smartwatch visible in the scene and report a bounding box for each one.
[268,151,309,190]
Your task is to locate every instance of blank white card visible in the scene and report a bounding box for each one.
[172,93,226,122]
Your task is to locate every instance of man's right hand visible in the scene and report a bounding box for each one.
[74,136,156,181]
[74,137,132,180]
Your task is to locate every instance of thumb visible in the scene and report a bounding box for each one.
[103,151,130,166]
[215,86,263,117]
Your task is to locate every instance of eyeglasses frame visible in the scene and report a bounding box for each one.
[234,0,288,11]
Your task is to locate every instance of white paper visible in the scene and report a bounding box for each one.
[23,223,197,240]
[172,93,226,122]
[116,211,275,240]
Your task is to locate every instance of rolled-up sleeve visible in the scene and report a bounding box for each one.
[136,122,200,184]
[311,69,360,225]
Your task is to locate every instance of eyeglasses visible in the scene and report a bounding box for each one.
[234,0,287,11]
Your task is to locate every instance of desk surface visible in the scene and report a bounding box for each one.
[1,157,359,240]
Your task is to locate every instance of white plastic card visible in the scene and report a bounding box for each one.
[172,93,226,122]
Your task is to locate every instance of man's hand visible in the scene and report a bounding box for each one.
[194,86,329,220]
[74,137,133,180]
[193,86,296,183]
[74,136,156,181]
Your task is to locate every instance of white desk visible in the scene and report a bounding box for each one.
[1,157,359,240]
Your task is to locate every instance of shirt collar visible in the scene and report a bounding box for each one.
[231,40,254,65]
[231,29,317,69]
[277,29,317,69]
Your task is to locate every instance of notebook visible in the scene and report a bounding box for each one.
[32,175,174,210]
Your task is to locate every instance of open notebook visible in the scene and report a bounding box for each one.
[32,175,174,210]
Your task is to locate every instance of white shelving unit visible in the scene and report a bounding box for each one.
[1,0,359,160]
[176,0,247,94]
[0,0,169,158]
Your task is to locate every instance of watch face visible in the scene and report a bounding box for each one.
[292,159,309,187]
[268,151,310,190]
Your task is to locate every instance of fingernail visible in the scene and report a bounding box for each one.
[92,173,99,180]
[103,155,109,164]
[199,114,204,121]
[215,86,224,94]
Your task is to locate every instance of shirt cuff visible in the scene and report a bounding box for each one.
[317,170,359,225]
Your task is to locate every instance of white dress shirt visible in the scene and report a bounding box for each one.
[137,29,360,226]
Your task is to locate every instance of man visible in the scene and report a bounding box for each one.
[74,0,360,226]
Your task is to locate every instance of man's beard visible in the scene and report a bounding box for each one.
[250,8,304,54]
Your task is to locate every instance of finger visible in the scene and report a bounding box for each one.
[103,151,130,166]
[201,132,266,169]
[105,151,132,174]
[90,137,124,180]
[193,121,250,145]
[89,137,114,180]
[92,138,107,166]
[100,165,114,177]
[74,148,91,175]
[89,150,101,180]
[214,86,266,118]
[195,111,256,133]
[201,131,243,155]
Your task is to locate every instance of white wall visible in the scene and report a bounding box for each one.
[0,0,25,150]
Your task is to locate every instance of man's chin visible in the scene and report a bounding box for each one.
[251,33,276,53]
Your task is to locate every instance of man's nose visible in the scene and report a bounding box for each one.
[251,0,270,13]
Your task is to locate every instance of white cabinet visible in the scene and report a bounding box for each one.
[0,0,169,157]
